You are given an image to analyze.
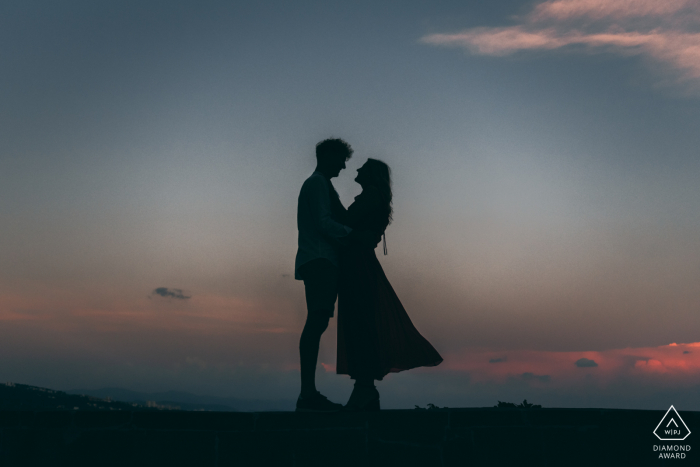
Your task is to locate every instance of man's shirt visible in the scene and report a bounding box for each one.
[295,171,352,279]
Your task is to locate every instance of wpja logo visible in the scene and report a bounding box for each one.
[653,405,691,460]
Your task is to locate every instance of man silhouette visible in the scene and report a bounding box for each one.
[294,138,359,412]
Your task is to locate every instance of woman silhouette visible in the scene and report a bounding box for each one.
[335,159,443,411]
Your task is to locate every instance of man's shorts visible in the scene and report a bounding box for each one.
[298,259,339,318]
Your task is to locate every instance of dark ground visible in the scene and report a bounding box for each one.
[0,406,696,466]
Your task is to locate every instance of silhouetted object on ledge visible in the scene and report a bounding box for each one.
[414,403,446,410]
[495,399,542,409]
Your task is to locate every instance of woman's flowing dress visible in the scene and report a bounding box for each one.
[336,187,443,380]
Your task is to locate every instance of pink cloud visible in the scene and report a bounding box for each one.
[423,27,569,56]
[442,342,700,387]
[634,358,665,372]
[421,0,700,87]
[532,0,695,21]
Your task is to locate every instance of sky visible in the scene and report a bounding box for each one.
[1,0,700,410]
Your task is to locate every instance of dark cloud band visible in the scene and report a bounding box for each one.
[152,287,191,300]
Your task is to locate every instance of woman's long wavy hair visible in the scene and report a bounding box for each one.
[364,158,393,227]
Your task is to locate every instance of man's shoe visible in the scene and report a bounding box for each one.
[295,391,343,412]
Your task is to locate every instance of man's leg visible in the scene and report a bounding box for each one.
[299,313,330,397]
[296,259,342,411]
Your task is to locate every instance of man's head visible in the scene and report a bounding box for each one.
[315,138,353,178]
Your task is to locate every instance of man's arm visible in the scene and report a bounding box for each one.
[308,176,352,243]
[328,189,349,226]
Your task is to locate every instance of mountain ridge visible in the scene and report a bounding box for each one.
[66,386,295,412]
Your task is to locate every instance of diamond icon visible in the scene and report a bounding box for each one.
[654,405,691,441]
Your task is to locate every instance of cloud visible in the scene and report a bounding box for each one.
[522,372,551,382]
[575,357,599,367]
[421,0,700,88]
[152,287,191,300]
[684,351,691,354]
[489,357,507,363]
[442,342,700,387]
[531,0,695,21]
[634,358,665,372]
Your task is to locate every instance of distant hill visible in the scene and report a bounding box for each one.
[0,382,295,412]
[66,387,295,412]
[0,382,155,411]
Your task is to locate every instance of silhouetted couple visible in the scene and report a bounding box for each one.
[295,138,442,412]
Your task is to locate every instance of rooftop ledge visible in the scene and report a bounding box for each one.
[0,407,696,466]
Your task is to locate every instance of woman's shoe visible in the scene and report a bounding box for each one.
[343,397,380,412]
[343,386,380,412]
[362,397,380,412]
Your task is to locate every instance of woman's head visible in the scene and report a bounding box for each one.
[355,158,393,225]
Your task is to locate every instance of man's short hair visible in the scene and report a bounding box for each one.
[316,138,353,163]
